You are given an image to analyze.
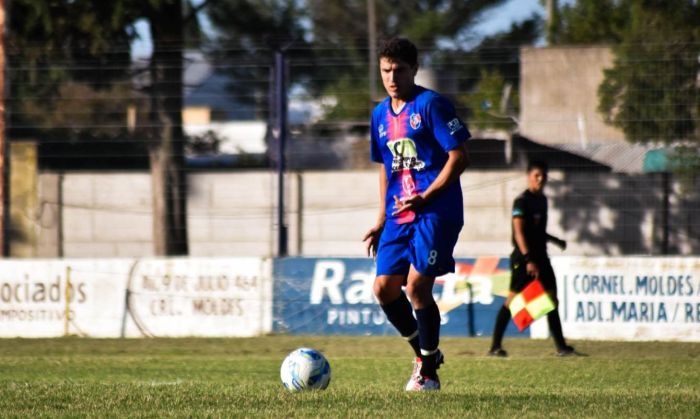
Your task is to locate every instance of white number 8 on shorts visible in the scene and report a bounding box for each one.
[428,249,438,265]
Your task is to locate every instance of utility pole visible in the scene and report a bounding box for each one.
[367,0,377,108]
[0,0,7,257]
[275,50,288,257]
[545,0,558,45]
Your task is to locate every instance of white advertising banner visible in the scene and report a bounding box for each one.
[125,258,272,337]
[0,258,272,338]
[535,257,700,341]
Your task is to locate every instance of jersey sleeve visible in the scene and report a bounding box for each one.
[427,95,470,152]
[512,196,526,218]
[369,110,383,163]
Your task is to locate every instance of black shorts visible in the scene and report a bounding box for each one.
[509,252,557,293]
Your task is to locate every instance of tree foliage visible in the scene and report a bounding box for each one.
[204,0,310,120]
[556,0,629,44]
[204,0,519,121]
[597,1,700,145]
[556,0,700,147]
[305,0,514,120]
[455,17,540,130]
[7,0,135,141]
[8,0,207,255]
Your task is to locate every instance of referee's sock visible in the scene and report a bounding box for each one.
[491,305,511,350]
[380,292,421,357]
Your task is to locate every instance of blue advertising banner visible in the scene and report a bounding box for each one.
[273,257,525,337]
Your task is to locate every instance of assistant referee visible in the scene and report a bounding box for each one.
[488,160,576,357]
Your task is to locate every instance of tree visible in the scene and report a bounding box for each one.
[597,1,700,145]
[304,0,515,120]
[7,0,135,141]
[556,0,629,44]
[555,1,699,146]
[204,0,309,123]
[8,0,208,255]
[204,0,515,122]
[139,0,191,255]
[555,1,700,185]
[456,18,540,130]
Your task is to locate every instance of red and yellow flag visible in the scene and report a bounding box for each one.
[509,279,556,331]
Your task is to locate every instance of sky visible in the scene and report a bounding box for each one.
[472,0,544,37]
[130,0,548,59]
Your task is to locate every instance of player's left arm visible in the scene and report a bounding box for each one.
[392,143,468,215]
[546,233,567,250]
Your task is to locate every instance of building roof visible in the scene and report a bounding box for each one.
[549,142,655,173]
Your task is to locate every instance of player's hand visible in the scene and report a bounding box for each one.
[526,261,539,278]
[391,194,426,216]
[362,224,383,258]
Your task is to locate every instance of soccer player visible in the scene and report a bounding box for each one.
[488,160,576,357]
[363,37,470,391]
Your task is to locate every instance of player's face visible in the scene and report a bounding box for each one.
[379,57,417,100]
[528,168,547,193]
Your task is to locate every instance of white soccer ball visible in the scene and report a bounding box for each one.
[280,347,331,391]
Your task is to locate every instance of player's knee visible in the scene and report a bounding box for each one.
[372,281,387,303]
[405,280,431,305]
[373,278,399,305]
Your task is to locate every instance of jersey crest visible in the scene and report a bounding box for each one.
[409,113,422,129]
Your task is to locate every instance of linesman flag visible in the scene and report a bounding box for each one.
[509,279,556,331]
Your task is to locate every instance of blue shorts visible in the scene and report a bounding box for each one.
[376,215,463,278]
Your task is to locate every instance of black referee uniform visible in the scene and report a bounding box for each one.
[509,190,557,293]
[488,188,575,356]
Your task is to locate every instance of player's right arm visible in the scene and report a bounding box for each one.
[364,109,387,258]
[363,165,387,257]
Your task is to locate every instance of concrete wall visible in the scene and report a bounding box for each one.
[520,46,626,145]
[36,170,699,258]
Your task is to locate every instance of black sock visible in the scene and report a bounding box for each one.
[407,336,421,358]
[491,305,511,350]
[415,303,441,377]
[547,309,568,350]
[380,292,420,357]
[416,303,440,354]
[419,351,439,378]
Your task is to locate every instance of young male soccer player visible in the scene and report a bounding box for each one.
[362,37,470,391]
[488,160,576,357]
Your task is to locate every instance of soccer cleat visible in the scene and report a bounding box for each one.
[487,347,508,357]
[405,350,444,391]
[409,357,422,384]
[556,345,577,357]
[406,375,441,391]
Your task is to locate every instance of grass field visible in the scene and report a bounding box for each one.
[0,336,698,418]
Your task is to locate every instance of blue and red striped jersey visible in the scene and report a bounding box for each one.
[370,85,470,224]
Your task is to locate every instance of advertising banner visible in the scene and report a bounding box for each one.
[273,257,524,337]
[538,257,700,341]
[126,258,272,337]
[0,259,130,337]
[0,258,272,338]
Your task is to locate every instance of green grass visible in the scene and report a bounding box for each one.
[0,337,698,418]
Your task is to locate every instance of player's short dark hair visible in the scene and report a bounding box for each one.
[378,37,418,67]
[527,160,549,173]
